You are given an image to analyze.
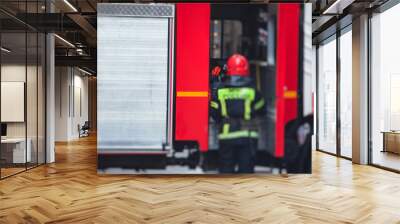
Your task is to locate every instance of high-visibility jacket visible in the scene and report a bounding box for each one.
[210,77,265,140]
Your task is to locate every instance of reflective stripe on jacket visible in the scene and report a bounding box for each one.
[210,84,265,140]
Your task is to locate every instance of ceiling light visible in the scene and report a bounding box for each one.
[1,47,11,53]
[78,67,93,76]
[54,34,75,48]
[323,0,354,15]
[323,0,341,14]
[63,0,78,12]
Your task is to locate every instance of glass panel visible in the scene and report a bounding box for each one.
[0,1,46,178]
[27,31,38,169]
[312,46,317,150]
[317,37,337,154]
[38,33,46,165]
[210,20,222,59]
[1,30,27,177]
[26,0,39,169]
[371,4,400,171]
[339,29,352,158]
[222,20,242,59]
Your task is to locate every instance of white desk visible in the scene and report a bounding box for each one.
[1,138,31,163]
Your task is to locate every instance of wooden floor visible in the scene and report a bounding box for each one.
[1,167,26,178]
[1,136,400,223]
[372,150,400,171]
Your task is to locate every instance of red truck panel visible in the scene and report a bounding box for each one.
[276,4,300,158]
[175,3,210,152]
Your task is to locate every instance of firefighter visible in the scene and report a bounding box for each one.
[210,54,265,173]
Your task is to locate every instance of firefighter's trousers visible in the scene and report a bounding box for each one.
[218,138,257,173]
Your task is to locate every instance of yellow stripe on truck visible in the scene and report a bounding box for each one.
[283,90,297,99]
[177,91,208,97]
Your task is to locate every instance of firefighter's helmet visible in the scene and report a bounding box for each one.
[226,54,249,77]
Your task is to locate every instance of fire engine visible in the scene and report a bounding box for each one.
[97,3,306,173]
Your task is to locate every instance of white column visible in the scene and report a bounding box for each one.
[352,14,369,164]
[46,1,56,163]
[46,33,55,163]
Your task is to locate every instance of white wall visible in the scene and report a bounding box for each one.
[55,66,69,141]
[1,65,27,141]
[71,73,89,138]
[55,67,89,141]
[1,65,39,138]
[1,63,46,163]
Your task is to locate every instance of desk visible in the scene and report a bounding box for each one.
[1,138,31,163]
[382,131,400,154]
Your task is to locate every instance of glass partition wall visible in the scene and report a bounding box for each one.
[0,30,27,177]
[0,2,46,179]
[317,35,337,155]
[339,28,352,159]
[370,3,400,171]
[316,26,352,159]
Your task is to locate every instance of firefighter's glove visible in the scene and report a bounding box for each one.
[211,66,222,77]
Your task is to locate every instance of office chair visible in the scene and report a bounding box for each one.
[79,121,90,138]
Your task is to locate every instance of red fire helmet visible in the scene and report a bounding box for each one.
[226,54,249,77]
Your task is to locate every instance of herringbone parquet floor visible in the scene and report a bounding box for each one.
[1,135,400,224]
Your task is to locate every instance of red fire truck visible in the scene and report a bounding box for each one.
[97,3,306,173]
